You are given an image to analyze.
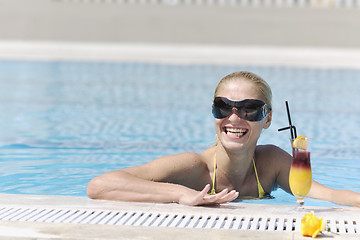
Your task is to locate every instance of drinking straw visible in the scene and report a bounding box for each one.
[278,101,297,142]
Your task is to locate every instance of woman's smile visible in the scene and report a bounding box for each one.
[223,126,248,138]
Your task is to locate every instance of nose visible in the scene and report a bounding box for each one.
[228,107,244,121]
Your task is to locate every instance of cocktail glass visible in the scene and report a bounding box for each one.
[289,136,312,209]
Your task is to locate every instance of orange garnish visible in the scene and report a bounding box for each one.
[292,135,309,150]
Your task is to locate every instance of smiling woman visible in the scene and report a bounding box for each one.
[87,71,360,207]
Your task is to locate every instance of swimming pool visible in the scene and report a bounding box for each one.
[0,60,359,207]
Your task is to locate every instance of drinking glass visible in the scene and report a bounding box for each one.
[289,138,312,209]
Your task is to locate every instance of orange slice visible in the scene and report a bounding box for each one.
[292,135,308,150]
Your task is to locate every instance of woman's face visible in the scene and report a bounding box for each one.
[214,80,272,152]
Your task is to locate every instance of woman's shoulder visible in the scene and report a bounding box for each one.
[161,151,208,168]
[169,151,204,161]
[175,148,216,171]
[256,144,292,162]
[256,144,288,153]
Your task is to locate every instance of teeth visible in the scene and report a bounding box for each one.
[225,127,247,137]
[226,128,247,133]
[227,132,244,137]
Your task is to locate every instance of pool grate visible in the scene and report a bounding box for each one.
[0,207,358,234]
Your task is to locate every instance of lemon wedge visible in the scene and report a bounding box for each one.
[292,135,308,150]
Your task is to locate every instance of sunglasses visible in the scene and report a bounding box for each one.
[212,97,270,121]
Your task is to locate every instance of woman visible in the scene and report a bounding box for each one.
[87,71,360,207]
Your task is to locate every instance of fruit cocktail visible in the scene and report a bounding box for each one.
[289,135,312,208]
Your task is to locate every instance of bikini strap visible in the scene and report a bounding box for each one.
[252,158,265,198]
[210,154,266,198]
[210,152,217,195]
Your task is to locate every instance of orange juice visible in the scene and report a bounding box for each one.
[289,151,312,199]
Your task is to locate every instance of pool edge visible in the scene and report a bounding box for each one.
[0,193,359,239]
[1,41,360,69]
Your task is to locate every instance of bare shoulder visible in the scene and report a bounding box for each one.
[256,144,291,162]
[255,144,292,172]
[152,151,206,169]
[124,151,207,182]
[166,151,204,163]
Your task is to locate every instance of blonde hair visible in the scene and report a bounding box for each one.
[214,71,272,110]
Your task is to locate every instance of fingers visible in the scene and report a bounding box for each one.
[213,189,239,204]
[203,188,239,205]
[178,185,237,206]
[191,184,211,205]
[201,184,211,195]
[216,190,239,204]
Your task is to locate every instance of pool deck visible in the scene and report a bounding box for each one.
[0,193,359,239]
[2,0,360,48]
[2,41,360,72]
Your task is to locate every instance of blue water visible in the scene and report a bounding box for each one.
[0,60,359,207]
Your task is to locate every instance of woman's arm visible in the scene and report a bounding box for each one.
[307,180,360,208]
[87,152,238,205]
[273,147,360,207]
[260,145,360,207]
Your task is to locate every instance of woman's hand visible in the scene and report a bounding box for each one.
[178,184,239,206]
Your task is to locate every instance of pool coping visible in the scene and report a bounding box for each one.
[2,41,360,70]
[0,193,359,239]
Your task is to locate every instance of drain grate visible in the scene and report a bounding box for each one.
[0,207,358,234]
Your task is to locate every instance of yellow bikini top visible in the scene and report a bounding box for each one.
[210,153,266,199]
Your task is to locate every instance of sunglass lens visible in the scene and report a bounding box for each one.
[240,101,266,121]
[212,105,231,119]
[212,98,231,119]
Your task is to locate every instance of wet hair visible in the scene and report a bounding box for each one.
[214,71,272,111]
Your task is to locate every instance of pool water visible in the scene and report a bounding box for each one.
[0,60,359,207]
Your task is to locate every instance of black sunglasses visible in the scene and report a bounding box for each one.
[212,97,270,121]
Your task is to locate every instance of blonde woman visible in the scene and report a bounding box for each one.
[87,71,360,207]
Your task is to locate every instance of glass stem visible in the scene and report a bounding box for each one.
[295,198,305,209]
